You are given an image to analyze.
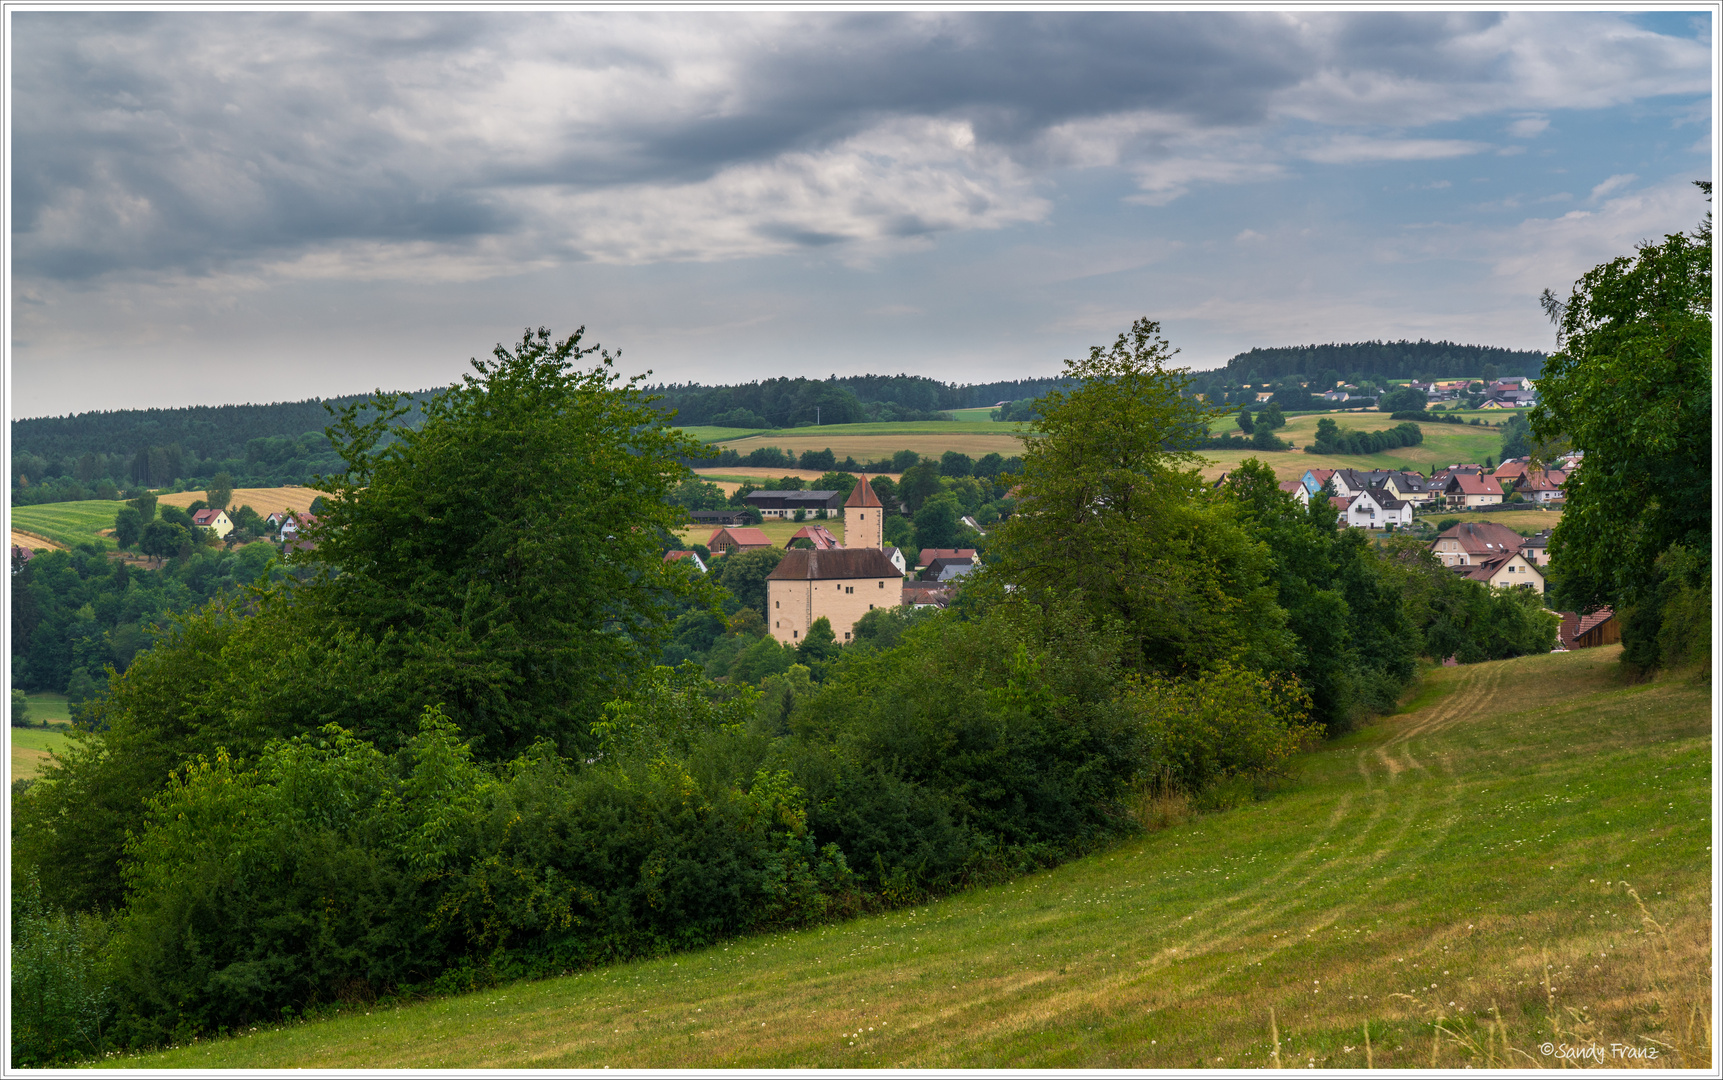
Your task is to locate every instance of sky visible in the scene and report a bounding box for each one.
[7,9,1714,418]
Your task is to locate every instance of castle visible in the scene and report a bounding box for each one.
[765,477,904,645]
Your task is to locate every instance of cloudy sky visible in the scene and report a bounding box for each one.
[8,10,1713,418]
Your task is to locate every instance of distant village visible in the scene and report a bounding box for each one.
[658,433,1611,656]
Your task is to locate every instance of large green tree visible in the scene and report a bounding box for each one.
[1534,185,1711,614]
[985,318,1289,674]
[304,326,710,757]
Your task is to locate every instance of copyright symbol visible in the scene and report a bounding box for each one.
[1540,1043,1554,1056]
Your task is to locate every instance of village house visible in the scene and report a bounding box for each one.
[1278,480,1310,507]
[1456,550,1545,593]
[707,526,774,554]
[1301,468,1336,496]
[742,489,844,520]
[278,513,316,544]
[1429,520,1530,568]
[1341,486,1414,530]
[662,550,708,573]
[1491,457,1531,485]
[1442,472,1503,508]
[785,524,842,549]
[1520,529,1552,567]
[917,547,978,571]
[1515,469,1567,505]
[192,508,234,539]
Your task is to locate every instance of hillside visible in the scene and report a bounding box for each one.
[120,646,1711,1069]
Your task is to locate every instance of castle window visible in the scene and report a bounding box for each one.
[878,581,884,588]
[792,630,798,638]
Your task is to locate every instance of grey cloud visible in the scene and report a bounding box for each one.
[10,11,1707,281]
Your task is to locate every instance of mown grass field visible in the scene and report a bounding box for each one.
[1199,413,1510,483]
[9,501,126,550]
[11,695,75,782]
[1430,509,1564,533]
[673,518,848,550]
[121,646,1711,1069]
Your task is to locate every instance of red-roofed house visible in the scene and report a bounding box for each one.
[1278,480,1310,507]
[1442,472,1503,508]
[1516,469,1567,505]
[786,525,842,550]
[1457,551,1545,593]
[707,527,774,554]
[191,508,234,539]
[917,547,977,570]
[1429,520,1526,567]
[663,550,708,573]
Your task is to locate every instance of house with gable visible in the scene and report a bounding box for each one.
[1341,486,1414,530]
[707,527,774,554]
[1278,480,1310,507]
[1429,520,1528,568]
[192,508,234,539]
[663,550,708,573]
[1442,472,1503,508]
[1458,550,1545,593]
[1515,469,1566,505]
[742,489,844,520]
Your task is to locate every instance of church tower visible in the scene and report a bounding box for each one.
[844,476,883,549]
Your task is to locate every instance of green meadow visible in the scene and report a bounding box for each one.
[118,645,1711,1069]
[11,500,125,550]
[11,695,75,782]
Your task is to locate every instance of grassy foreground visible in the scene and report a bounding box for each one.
[115,646,1710,1068]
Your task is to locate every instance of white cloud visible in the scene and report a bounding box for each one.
[1588,173,1638,201]
[1300,135,1490,165]
[1507,115,1549,137]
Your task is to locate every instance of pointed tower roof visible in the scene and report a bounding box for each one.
[844,477,882,508]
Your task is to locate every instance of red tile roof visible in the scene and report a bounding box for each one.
[1432,520,1524,556]
[191,508,225,525]
[844,477,882,508]
[707,527,773,550]
[786,525,842,549]
[917,547,976,568]
[1447,473,1503,496]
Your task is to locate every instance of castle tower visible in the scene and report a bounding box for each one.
[844,476,883,549]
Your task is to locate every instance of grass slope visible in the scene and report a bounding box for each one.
[12,697,75,782]
[121,646,1710,1069]
[9,501,126,550]
[1199,413,1510,483]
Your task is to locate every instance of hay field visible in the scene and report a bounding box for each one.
[124,645,1711,1068]
[10,529,67,552]
[157,487,328,515]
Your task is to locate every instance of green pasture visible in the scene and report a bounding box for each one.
[11,500,127,550]
[120,646,1711,1068]
[11,695,76,782]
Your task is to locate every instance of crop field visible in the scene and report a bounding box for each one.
[10,529,67,552]
[122,645,1710,1069]
[717,431,1028,461]
[11,696,75,782]
[691,468,903,485]
[157,487,327,516]
[9,501,127,550]
[673,518,847,550]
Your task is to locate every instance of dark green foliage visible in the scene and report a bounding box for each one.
[1618,545,1711,675]
[12,688,29,726]
[11,873,111,1066]
[897,461,943,513]
[1250,427,1288,451]
[1256,402,1286,429]
[798,448,837,471]
[1307,420,1423,456]
[670,477,729,512]
[205,472,233,512]
[1535,191,1711,626]
[1218,340,1543,384]
[1236,408,1255,433]
[1499,412,1532,460]
[113,506,143,547]
[1377,386,1427,413]
[912,497,967,551]
[305,326,708,759]
[717,548,785,616]
[940,451,973,477]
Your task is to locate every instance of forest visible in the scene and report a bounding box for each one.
[1207,339,1546,385]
